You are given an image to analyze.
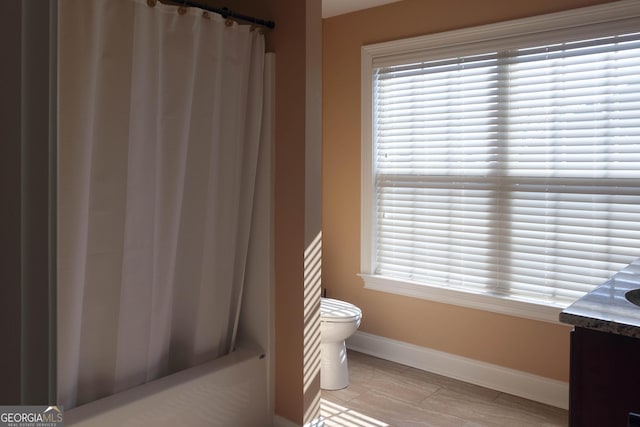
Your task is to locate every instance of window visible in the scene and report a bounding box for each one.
[361,1,640,323]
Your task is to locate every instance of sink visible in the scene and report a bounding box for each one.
[625,289,640,307]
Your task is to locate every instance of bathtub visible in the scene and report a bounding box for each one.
[64,52,275,426]
[65,344,270,426]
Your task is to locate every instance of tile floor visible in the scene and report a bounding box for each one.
[320,350,568,427]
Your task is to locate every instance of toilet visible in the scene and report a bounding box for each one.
[319,297,362,390]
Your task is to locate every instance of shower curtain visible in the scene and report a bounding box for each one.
[57,0,271,409]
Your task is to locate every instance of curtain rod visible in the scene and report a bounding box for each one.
[166,1,275,29]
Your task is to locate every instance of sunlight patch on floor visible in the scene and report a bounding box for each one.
[320,398,389,427]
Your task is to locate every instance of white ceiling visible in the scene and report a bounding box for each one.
[322,0,403,18]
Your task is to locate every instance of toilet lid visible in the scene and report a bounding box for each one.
[320,298,362,323]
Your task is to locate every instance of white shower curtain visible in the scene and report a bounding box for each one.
[57,0,271,409]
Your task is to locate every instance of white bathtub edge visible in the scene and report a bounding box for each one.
[66,345,267,426]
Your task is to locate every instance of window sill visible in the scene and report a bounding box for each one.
[359,274,566,325]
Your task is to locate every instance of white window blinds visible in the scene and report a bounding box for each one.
[370,24,640,308]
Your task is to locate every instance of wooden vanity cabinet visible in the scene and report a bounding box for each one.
[569,326,640,427]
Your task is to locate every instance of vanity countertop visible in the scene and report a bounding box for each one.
[559,259,640,338]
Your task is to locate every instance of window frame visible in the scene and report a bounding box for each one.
[360,0,640,324]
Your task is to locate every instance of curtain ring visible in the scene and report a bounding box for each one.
[178,0,188,15]
[202,11,210,19]
[225,18,234,27]
[146,0,156,7]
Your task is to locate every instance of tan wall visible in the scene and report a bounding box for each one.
[273,0,306,420]
[272,0,322,424]
[322,0,616,382]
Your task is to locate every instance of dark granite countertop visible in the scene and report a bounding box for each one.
[559,259,640,338]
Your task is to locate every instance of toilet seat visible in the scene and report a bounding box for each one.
[320,298,362,323]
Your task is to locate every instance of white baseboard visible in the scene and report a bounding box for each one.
[346,331,569,410]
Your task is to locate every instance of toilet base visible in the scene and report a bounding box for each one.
[320,340,349,390]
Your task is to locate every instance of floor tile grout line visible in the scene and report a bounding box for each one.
[322,351,568,427]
